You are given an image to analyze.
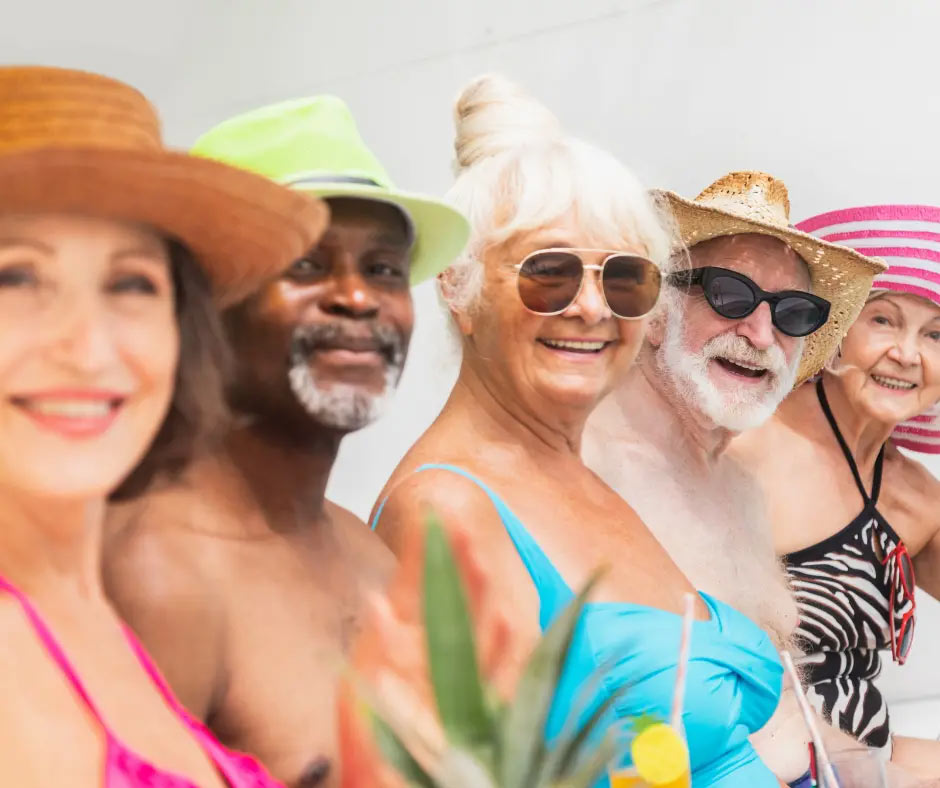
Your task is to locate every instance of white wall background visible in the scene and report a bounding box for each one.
[8,0,939,737]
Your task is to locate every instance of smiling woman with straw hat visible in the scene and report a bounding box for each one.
[0,64,325,787]
[734,204,940,781]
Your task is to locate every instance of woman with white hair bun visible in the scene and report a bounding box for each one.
[370,74,783,787]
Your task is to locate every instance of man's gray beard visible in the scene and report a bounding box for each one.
[288,359,403,431]
[286,322,406,431]
[659,305,802,433]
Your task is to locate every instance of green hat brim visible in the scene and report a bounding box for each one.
[295,182,469,285]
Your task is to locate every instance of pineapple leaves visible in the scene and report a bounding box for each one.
[372,714,436,788]
[423,513,496,754]
[551,733,618,788]
[497,570,602,788]
[373,514,620,788]
[539,676,634,783]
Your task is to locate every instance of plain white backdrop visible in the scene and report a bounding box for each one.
[7,0,938,735]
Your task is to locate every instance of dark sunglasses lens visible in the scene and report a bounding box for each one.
[899,617,914,660]
[704,274,756,318]
[517,252,583,314]
[774,296,828,336]
[602,256,662,318]
[899,552,915,593]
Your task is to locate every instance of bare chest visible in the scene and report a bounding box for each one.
[493,466,702,615]
[591,449,799,645]
[211,543,377,788]
[0,602,226,788]
[769,449,880,555]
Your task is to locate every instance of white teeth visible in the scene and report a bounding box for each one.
[719,357,766,371]
[22,399,113,418]
[872,375,916,390]
[541,339,607,351]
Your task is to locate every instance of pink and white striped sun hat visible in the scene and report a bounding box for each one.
[796,205,940,454]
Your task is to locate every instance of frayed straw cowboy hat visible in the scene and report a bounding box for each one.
[656,171,887,384]
[0,65,329,306]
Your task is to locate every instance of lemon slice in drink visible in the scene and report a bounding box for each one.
[630,723,688,786]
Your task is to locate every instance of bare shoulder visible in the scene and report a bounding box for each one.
[372,462,507,557]
[103,461,235,718]
[103,460,237,628]
[885,443,940,491]
[882,444,940,541]
[324,499,395,585]
[729,383,818,471]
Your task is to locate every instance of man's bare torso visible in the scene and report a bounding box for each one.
[104,452,393,788]
[583,393,798,644]
[582,389,810,781]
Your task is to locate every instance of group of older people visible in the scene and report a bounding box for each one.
[0,62,937,788]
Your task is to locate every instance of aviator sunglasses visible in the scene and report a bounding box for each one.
[514,248,662,319]
[667,266,831,337]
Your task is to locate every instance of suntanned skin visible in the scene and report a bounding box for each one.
[372,214,715,703]
[104,198,414,788]
[584,235,930,786]
[0,216,229,788]
[584,235,811,783]
[732,292,940,782]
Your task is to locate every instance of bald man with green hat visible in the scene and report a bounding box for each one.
[104,97,469,788]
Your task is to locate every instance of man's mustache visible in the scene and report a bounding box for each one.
[702,332,789,376]
[289,323,406,366]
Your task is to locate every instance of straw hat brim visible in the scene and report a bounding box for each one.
[659,190,887,385]
[0,147,329,306]
[294,182,469,285]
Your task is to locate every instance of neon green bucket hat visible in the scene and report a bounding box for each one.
[191,96,469,285]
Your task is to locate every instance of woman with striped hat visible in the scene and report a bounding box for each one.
[732,205,940,780]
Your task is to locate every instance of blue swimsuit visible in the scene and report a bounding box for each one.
[373,464,783,787]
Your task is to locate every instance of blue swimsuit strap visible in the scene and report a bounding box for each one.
[372,462,573,624]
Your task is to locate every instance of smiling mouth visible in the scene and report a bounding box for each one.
[538,338,613,354]
[12,397,122,417]
[298,338,397,366]
[713,357,769,379]
[871,374,917,391]
[10,395,124,439]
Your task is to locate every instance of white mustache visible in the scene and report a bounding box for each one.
[701,332,788,376]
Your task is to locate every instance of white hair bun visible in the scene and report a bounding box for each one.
[453,74,562,172]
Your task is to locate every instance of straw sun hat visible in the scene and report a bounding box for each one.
[0,65,329,306]
[656,172,887,385]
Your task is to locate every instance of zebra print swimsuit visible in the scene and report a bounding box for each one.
[782,380,914,750]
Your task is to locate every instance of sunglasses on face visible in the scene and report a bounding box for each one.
[667,266,831,338]
[883,543,916,665]
[514,248,662,320]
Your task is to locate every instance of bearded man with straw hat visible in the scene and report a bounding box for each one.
[104,96,469,788]
[582,172,908,787]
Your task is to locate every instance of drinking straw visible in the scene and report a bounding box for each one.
[670,593,695,729]
[780,651,839,788]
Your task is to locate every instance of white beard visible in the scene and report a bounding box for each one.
[288,360,402,431]
[659,305,801,433]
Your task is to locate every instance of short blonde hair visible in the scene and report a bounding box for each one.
[441,74,678,313]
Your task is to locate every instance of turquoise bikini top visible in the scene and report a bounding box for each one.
[372,464,783,788]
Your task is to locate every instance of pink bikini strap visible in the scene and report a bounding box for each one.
[0,573,109,726]
[121,626,228,755]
